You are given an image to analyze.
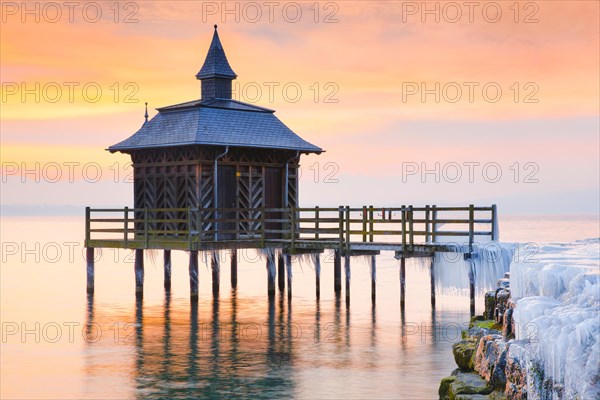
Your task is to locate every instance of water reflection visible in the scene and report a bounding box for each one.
[101,291,298,399]
[82,287,467,399]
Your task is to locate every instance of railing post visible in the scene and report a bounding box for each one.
[338,206,344,250]
[196,207,202,246]
[469,204,475,252]
[124,207,129,246]
[260,206,266,246]
[491,204,499,241]
[187,207,192,250]
[431,205,438,243]
[401,205,406,251]
[409,205,414,250]
[290,206,296,251]
[144,207,149,248]
[362,206,367,243]
[85,207,91,244]
[425,205,430,243]
[369,205,374,243]
[345,206,350,249]
[315,206,320,240]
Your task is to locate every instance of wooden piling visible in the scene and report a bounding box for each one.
[211,252,219,296]
[469,258,475,316]
[400,256,406,309]
[277,253,285,292]
[164,250,172,291]
[189,250,199,299]
[230,249,237,289]
[334,249,341,295]
[285,254,292,297]
[267,252,276,297]
[135,249,144,298]
[86,247,94,294]
[430,257,436,307]
[315,253,321,299]
[344,255,351,306]
[370,255,376,304]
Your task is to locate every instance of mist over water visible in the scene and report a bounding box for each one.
[1,215,598,399]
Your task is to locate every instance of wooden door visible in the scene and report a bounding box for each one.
[217,165,236,240]
[264,167,283,239]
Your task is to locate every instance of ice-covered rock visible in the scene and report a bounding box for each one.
[510,238,600,399]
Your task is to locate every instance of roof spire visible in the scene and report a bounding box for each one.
[196,25,237,80]
[144,102,148,123]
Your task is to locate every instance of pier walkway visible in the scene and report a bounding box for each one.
[84,204,498,314]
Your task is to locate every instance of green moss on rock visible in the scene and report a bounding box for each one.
[453,339,478,371]
[439,376,457,400]
[448,372,493,400]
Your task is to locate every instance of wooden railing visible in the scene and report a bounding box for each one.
[85,205,498,251]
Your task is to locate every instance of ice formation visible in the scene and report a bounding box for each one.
[430,240,514,295]
[511,238,600,399]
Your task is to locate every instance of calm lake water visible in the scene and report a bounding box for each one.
[1,214,598,399]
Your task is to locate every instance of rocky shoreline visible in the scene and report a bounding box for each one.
[438,273,527,400]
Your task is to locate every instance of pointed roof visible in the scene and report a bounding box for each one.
[108,27,323,155]
[195,25,237,80]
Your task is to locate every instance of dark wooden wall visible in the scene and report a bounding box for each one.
[130,145,300,237]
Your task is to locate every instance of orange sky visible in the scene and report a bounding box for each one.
[1,1,599,213]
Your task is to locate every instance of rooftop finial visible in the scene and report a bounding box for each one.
[144,102,149,123]
[214,24,217,30]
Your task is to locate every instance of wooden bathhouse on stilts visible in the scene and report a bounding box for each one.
[85,26,499,313]
[109,25,322,238]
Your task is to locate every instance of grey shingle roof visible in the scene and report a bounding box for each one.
[196,26,237,80]
[108,100,323,153]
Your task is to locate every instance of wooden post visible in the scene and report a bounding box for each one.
[315,253,321,299]
[368,205,374,242]
[469,204,475,253]
[334,249,341,295]
[187,207,193,250]
[285,254,292,298]
[124,207,129,246]
[290,207,296,251]
[260,206,266,246]
[277,253,285,292]
[469,258,475,316]
[432,205,438,243]
[491,204,499,241]
[143,208,149,248]
[408,205,414,250]
[425,205,430,243]
[362,206,367,242]
[135,249,144,298]
[344,255,351,306]
[85,207,91,244]
[429,257,436,307]
[401,205,407,251]
[86,247,94,294]
[315,206,320,240]
[345,206,350,247]
[230,249,238,289]
[338,206,344,250]
[400,256,406,309]
[370,255,376,304]
[189,250,199,299]
[164,250,172,291]
[211,251,219,296]
[267,251,276,297]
